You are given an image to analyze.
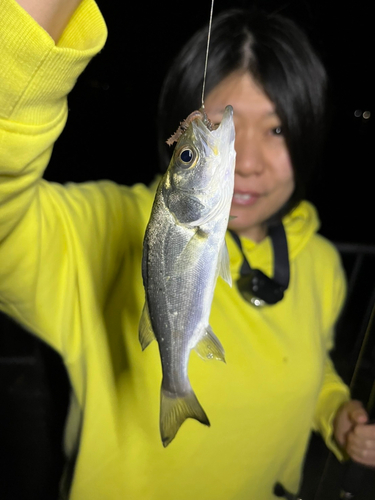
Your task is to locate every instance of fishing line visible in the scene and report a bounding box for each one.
[201,0,215,108]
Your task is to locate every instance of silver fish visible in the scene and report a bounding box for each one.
[139,105,236,447]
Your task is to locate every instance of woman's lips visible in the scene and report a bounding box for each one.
[232,191,262,206]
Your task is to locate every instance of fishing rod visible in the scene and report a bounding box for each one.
[274,279,375,500]
[338,299,375,499]
[314,290,375,500]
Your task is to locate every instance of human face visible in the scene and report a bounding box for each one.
[204,71,295,242]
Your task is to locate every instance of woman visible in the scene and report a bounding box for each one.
[0,1,374,499]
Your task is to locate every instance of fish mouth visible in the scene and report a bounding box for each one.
[219,105,233,123]
[182,105,233,133]
[208,105,233,131]
[208,105,234,144]
[166,106,234,146]
[200,105,233,132]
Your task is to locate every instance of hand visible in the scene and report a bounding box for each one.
[333,399,375,467]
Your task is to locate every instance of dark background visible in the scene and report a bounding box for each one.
[0,1,374,499]
[46,0,374,244]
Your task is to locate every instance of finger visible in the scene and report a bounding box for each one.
[348,401,369,425]
[348,432,375,450]
[347,446,375,467]
[352,423,375,440]
[347,432,375,467]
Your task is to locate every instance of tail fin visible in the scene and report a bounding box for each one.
[160,387,210,447]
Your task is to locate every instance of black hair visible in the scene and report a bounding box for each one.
[157,8,328,222]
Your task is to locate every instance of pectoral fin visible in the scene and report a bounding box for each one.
[139,301,156,350]
[218,239,232,286]
[172,228,208,275]
[194,325,225,362]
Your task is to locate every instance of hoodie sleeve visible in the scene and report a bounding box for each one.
[312,245,351,459]
[312,356,350,458]
[0,0,109,353]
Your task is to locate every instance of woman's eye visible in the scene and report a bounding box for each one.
[272,126,283,136]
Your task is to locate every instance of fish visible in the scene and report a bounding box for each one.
[139,105,236,447]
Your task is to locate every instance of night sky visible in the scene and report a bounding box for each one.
[46,0,374,244]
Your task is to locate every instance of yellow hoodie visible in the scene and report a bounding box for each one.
[0,1,350,499]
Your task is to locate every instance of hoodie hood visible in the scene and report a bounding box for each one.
[227,201,320,278]
[282,201,320,260]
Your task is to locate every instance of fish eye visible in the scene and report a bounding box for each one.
[176,146,198,168]
[180,149,193,162]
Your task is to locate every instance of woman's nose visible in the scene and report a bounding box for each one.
[234,130,264,176]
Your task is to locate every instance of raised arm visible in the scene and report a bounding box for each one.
[0,0,108,353]
[15,0,83,41]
